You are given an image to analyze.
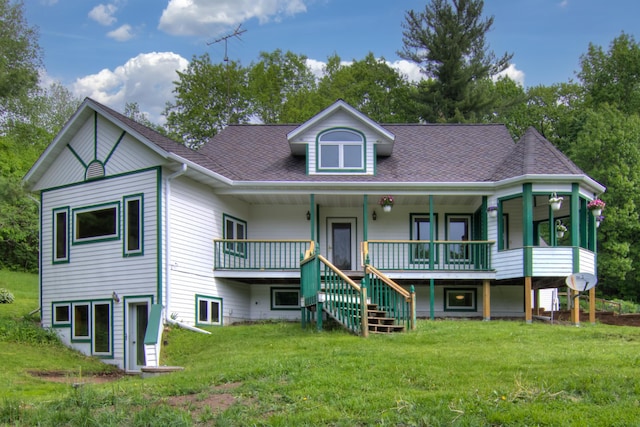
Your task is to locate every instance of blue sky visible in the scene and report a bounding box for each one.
[25,0,640,123]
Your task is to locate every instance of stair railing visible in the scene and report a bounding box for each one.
[364,263,416,331]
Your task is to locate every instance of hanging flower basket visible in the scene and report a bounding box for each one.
[587,199,605,217]
[596,215,604,228]
[549,193,563,211]
[556,220,567,238]
[487,206,498,218]
[379,195,394,212]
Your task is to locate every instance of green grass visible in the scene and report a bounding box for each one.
[2,269,640,426]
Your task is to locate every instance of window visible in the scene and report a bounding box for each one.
[93,302,112,356]
[196,295,222,326]
[73,203,120,244]
[223,214,246,256]
[318,129,364,171]
[447,215,471,261]
[72,303,90,340]
[444,288,477,311]
[52,303,71,326]
[410,214,437,263]
[124,195,143,256]
[53,208,69,263]
[271,288,300,310]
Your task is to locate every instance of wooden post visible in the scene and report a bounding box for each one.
[361,285,369,337]
[589,287,596,324]
[525,277,532,324]
[483,280,491,321]
[410,285,416,330]
[571,289,580,326]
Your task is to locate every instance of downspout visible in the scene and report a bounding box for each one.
[27,194,42,318]
[165,163,187,322]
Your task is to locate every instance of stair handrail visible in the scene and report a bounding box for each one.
[317,255,361,292]
[364,261,417,331]
[365,264,410,300]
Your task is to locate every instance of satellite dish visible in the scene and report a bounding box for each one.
[566,273,598,292]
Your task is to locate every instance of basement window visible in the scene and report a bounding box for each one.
[444,288,477,312]
[196,295,222,326]
[271,288,300,310]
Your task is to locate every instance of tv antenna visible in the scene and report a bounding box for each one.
[207,24,247,62]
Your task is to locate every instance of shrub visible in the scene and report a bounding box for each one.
[0,288,14,304]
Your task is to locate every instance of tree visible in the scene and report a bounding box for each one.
[578,33,640,115]
[398,0,512,122]
[164,53,251,149]
[0,0,41,110]
[248,50,317,123]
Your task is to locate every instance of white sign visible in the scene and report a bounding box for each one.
[566,273,598,292]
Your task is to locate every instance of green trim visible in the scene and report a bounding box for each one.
[222,213,248,257]
[571,184,580,272]
[66,144,88,169]
[51,302,71,327]
[156,168,162,305]
[70,301,91,342]
[143,304,163,345]
[270,287,301,311]
[410,212,439,264]
[443,288,477,312]
[429,195,435,320]
[39,192,43,318]
[122,295,155,369]
[72,201,121,245]
[40,166,161,194]
[315,127,367,173]
[310,194,315,241]
[444,213,472,263]
[195,294,223,326]
[104,131,127,165]
[305,144,309,175]
[481,196,488,241]
[92,300,114,358]
[52,207,70,264]
[94,111,98,160]
[522,184,533,276]
[123,194,144,257]
[363,194,368,241]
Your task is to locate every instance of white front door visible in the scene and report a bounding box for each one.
[126,300,149,372]
[327,217,357,270]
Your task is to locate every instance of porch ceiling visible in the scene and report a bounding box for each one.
[230,194,481,207]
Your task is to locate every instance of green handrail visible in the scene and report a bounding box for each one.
[365,264,416,331]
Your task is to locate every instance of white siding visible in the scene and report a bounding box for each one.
[41,168,159,369]
[578,248,596,274]
[495,249,524,279]
[531,247,573,276]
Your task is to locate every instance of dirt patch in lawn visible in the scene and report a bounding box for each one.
[28,369,128,385]
[164,382,245,415]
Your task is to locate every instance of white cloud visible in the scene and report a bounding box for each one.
[107,24,135,41]
[158,0,308,36]
[387,60,423,83]
[494,63,525,86]
[89,4,118,26]
[71,52,189,124]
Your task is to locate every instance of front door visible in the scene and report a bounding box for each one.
[126,301,149,372]
[328,218,357,270]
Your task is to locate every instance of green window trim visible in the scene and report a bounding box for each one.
[444,288,477,312]
[222,213,247,257]
[195,294,223,326]
[92,301,113,357]
[316,128,366,173]
[52,302,71,327]
[410,213,439,264]
[445,214,472,263]
[270,287,301,310]
[72,201,121,245]
[123,194,144,257]
[71,302,91,342]
[53,207,70,264]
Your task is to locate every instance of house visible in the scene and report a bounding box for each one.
[23,98,605,372]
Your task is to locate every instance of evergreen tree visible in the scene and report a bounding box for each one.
[398,0,512,122]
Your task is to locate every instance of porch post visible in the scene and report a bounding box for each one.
[429,195,435,320]
[570,289,580,326]
[589,287,596,324]
[309,194,315,241]
[482,279,491,321]
[363,194,368,242]
[525,276,532,324]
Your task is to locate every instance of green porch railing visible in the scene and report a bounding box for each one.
[364,264,416,331]
[214,239,312,270]
[318,254,364,335]
[364,240,495,271]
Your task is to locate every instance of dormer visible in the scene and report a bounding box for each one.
[287,100,395,175]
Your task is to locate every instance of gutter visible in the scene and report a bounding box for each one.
[166,318,211,334]
[165,163,187,322]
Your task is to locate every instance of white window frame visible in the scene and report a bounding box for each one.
[92,301,113,357]
[52,302,71,326]
[53,207,69,263]
[444,288,477,312]
[270,287,301,310]
[71,302,91,341]
[73,202,120,244]
[123,194,143,256]
[196,295,223,326]
[317,129,365,171]
[223,214,247,257]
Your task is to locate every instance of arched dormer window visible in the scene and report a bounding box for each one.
[317,129,365,172]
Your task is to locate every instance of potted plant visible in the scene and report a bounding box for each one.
[596,214,604,228]
[379,195,394,212]
[587,198,605,216]
[556,220,567,238]
[549,192,563,211]
[487,206,498,218]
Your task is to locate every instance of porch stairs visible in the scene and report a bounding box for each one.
[300,244,416,336]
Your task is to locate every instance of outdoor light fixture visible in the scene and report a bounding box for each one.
[306,211,311,221]
[112,291,120,303]
[372,210,377,221]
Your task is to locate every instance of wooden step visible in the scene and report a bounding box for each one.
[369,324,405,333]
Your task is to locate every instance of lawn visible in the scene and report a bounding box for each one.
[1,270,640,426]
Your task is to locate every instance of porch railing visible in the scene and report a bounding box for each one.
[364,240,495,271]
[365,264,416,331]
[213,239,312,270]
